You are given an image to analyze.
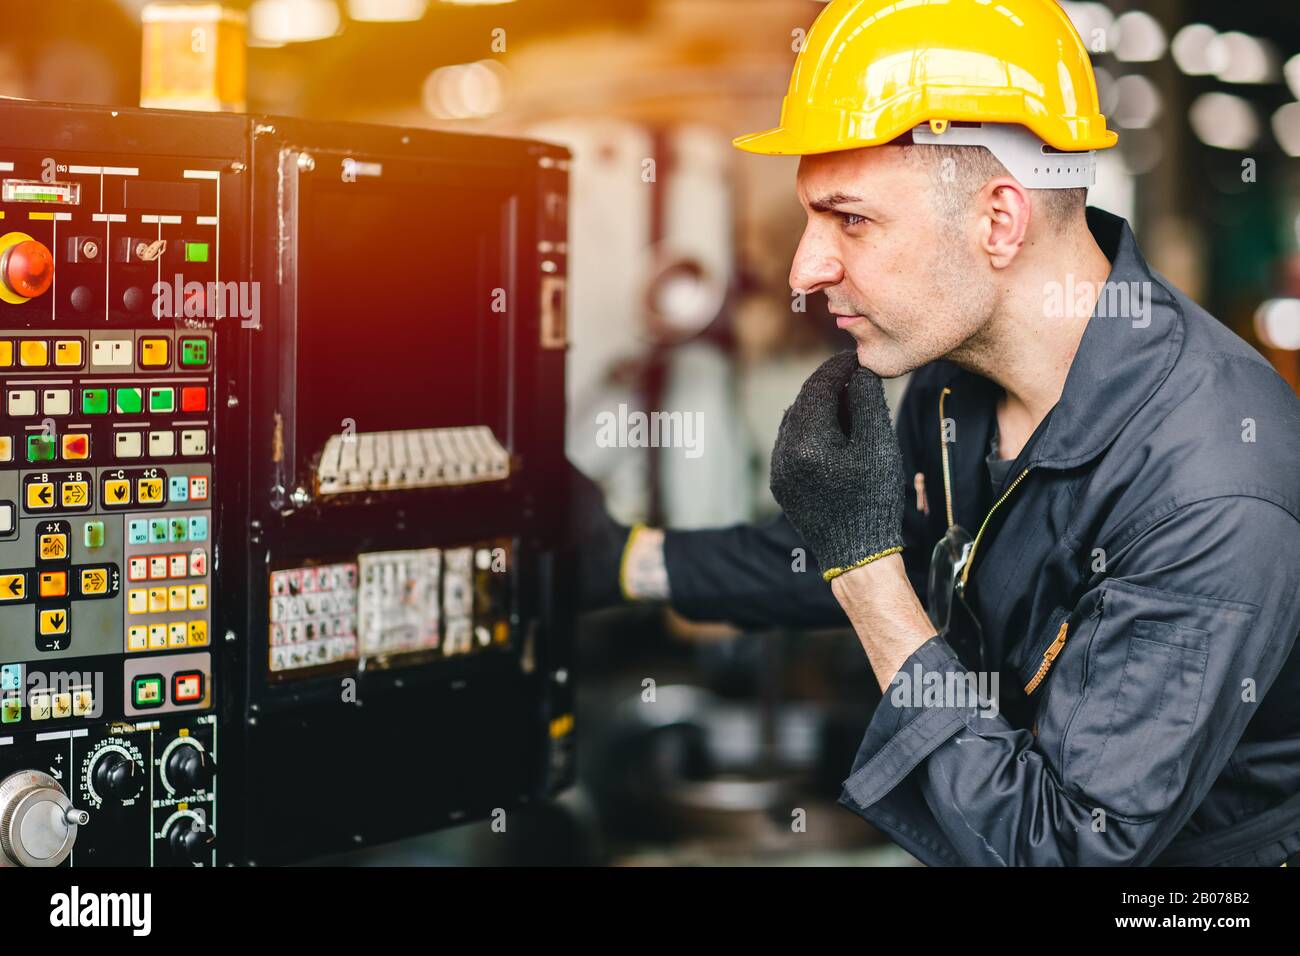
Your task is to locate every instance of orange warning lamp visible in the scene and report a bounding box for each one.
[0,232,54,304]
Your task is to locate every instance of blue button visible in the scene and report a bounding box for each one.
[0,664,20,692]
[149,519,168,543]
[168,518,188,542]
[168,476,188,501]
[128,519,148,545]
[188,516,208,541]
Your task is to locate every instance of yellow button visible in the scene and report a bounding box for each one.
[0,436,11,463]
[51,693,72,718]
[127,625,147,650]
[168,622,187,647]
[102,479,132,507]
[54,339,83,367]
[127,589,148,614]
[0,573,26,602]
[38,608,69,635]
[29,694,51,720]
[26,482,55,511]
[19,340,48,367]
[79,568,108,596]
[0,341,12,367]
[148,587,168,612]
[187,620,208,646]
[38,533,68,561]
[38,571,67,598]
[139,338,169,367]
[60,480,89,508]
[137,477,164,504]
[188,584,208,609]
[168,585,188,611]
[148,624,167,649]
[72,690,93,716]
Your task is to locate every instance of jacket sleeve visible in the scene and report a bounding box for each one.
[839,495,1300,865]
[662,512,847,629]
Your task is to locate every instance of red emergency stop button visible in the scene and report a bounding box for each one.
[0,235,54,302]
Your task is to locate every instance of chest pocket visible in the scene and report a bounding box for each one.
[1049,582,1219,821]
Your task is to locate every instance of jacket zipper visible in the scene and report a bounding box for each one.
[1024,619,1069,695]
[957,466,1031,595]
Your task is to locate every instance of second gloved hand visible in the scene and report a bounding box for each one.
[769,350,906,581]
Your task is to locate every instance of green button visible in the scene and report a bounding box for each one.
[180,338,208,367]
[183,242,209,263]
[148,387,175,413]
[84,520,105,549]
[149,519,168,543]
[115,388,142,414]
[26,435,55,462]
[81,388,109,415]
[169,518,188,542]
[1,696,20,724]
[132,676,163,709]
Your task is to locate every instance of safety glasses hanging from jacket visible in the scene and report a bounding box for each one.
[928,525,987,671]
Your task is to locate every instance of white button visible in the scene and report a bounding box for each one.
[115,432,143,458]
[149,556,168,580]
[128,557,148,581]
[188,584,208,609]
[91,339,132,367]
[180,429,207,456]
[42,390,70,416]
[169,554,187,577]
[148,624,167,649]
[0,503,12,534]
[7,390,36,417]
[148,431,175,456]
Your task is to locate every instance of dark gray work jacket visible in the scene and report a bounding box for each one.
[664,208,1300,865]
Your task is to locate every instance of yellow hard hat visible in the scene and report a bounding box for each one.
[734,0,1117,157]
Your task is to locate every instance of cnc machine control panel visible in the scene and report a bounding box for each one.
[0,103,242,866]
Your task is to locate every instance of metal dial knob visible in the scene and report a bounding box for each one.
[0,770,88,868]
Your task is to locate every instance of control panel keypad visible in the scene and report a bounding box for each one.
[269,563,358,672]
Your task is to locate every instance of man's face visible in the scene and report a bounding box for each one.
[791,147,996,377]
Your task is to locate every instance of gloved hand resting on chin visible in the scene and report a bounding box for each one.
[769,350,906,581]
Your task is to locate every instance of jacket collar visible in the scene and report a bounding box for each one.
[930,208,1185,474]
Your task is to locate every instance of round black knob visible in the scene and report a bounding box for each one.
[70,284,94,313]
[166,745,214,794]
[92,751,142,800]
[166,817,214,865]
[122,285,147,313]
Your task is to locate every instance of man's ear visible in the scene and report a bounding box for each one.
[976,177,1031,270]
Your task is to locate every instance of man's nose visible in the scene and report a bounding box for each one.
[789,229,844,295]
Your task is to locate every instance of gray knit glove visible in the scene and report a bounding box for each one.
[769,350,906,581]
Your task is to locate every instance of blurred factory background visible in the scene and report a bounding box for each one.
[6,0,1295,865]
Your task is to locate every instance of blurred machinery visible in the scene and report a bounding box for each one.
[0,98,576,866]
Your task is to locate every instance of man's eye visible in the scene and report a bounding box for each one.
[836,212,867,229]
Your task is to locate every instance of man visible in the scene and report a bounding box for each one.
[579,0,1300,865]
